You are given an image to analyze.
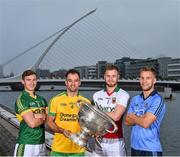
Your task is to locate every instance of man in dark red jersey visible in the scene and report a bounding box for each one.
[92,64,130,157]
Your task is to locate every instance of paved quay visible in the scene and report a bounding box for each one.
[0,104,54,156]
[0,116,18,156]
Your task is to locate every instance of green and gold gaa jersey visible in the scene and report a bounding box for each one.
[48,92,90,153]
[15,90,47,144]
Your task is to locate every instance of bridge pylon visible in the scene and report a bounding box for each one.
[31,9,97,72]
[1,9,97,90]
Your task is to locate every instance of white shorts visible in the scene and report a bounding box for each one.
[13,143,47,157]
[92,138,126,157]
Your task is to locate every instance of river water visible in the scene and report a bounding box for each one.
[0,90,180,156]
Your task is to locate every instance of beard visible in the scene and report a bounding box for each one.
[141,84,154,91]
[106,82,117,88]
[69,89,77,93]
[68,86,78,92]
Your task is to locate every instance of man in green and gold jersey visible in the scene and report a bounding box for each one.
[14,70,48,157]
[47,69,90,156]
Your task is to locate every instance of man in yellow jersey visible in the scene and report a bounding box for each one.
[14,70,47,156]
[47,69,90,156]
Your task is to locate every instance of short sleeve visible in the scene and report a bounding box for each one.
[15,96,30,114]
[48,98,57,116]
[147,96,164,117]
[43,98,48,108]
[78,96,91,105]
[116,92,130,108]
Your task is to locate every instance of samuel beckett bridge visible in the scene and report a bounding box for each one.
[0,9,180,91]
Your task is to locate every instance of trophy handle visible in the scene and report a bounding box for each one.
[105,119,118,133]
[95,136,103,147]
[63,130,71,138]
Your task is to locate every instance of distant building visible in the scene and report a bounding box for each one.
[74,66,87,79]
[124,57,171,79]
[0,65,3,78]
[124,59,145,79]
[51,69,67,79]
[168,58,180,80]
[157,57,171,79]
[9,71,14,77]
[36,69,51,79]
[97,61,107,79]
[87,65,97,79]
[114,57,137,79]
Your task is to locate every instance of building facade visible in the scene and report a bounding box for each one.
[96,61,107,79]
[114,57,133,79]
[168,58,180,80]
[0,66,3,78]
[124,57,171,79]
[74,66,87,79]
[87,65,97,79]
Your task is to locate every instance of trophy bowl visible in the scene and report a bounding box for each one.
[68,100,118,150]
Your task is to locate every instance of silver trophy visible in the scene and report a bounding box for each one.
[66,100,118,150]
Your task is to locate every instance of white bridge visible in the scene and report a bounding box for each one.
[1,77,180,91]
[0,9,179,91]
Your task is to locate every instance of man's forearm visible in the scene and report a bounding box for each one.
[29,118,45,128]
[127,113,149,128]
[106,111,120,121]
[106,105,125,121]
[125,115,135,126]
[47,120,64,134]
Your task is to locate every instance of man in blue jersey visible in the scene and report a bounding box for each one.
[125,67,166,156]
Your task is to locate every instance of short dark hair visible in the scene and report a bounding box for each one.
[104,64,120,75]
[140,67,157,78]
[22,70,37,80]
[65,69,80,79]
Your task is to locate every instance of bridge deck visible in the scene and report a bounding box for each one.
[1,79,180,91]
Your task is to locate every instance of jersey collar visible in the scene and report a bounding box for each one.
[65,91,80,97]
[141,90,157,100]
[23,90,37,99]
[104,85,120,96]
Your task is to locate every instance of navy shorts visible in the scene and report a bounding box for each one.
[131,147,162,156]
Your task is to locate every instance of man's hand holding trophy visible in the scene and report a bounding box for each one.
[65,99,118,151]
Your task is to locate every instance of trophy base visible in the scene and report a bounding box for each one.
[69,132,93,152]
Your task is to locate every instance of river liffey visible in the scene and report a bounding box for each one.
[0,90,180,156]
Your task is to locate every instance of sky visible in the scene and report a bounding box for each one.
[0,0,180,66]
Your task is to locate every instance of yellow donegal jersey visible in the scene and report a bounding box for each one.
[48,92,90,153]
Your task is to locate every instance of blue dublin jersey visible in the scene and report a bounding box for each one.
[127,91,166,152]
